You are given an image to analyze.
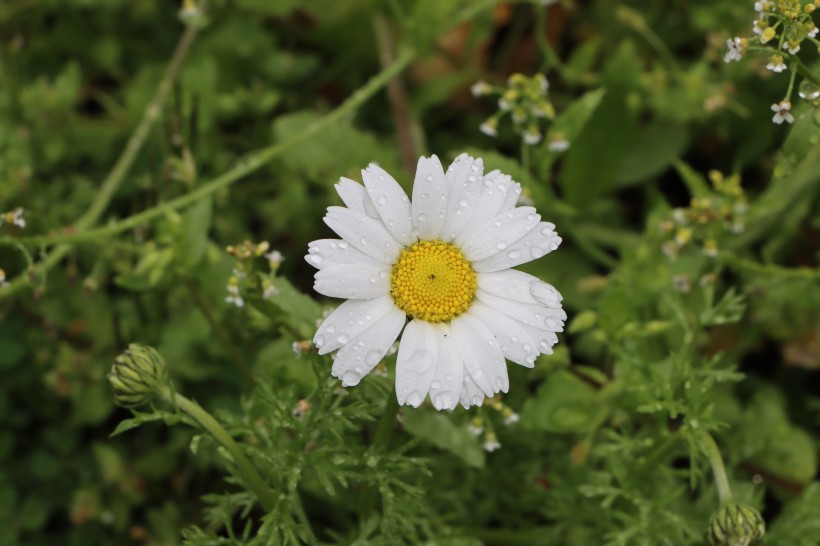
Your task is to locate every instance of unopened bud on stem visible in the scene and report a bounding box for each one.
[108,344,169,408]
[708,501,765,546]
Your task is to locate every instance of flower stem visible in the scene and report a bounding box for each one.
[700,431,733,505]
[162,388,277,513]
[373,385,400,451]
[0,25,199,299]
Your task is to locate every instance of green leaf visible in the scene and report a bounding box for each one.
[247,277,324,339]
[178,198,212,269]
[560,41,641,207]
[673,160,711,198]
[521,370,605,433]
[402,410,485,468]
[617,123,689,187]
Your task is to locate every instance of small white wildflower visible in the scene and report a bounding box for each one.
[498,98,512,111]
[511,108,527,124]
[232,267,247,279]
[754,0,770,12]
[731,222,746,234]
[809,26,819,39]
[0,268,7,287]
[672,274,691,293]
[263,283,280,299]
[467,423,484,436]
[766,54,787,73]
[661,241,679,259]
[12,208,25,228]
[265,250,284,269]
[225,294,245,307]
[292,340,311,355]
[783,41,800,55]
[753,19,764,36]
[703,240,719,257]
[548,138,570,152]
[724,37,745,63]
[225,281,244,307]
[470,81,491,97]
[479,119,498,137]
[482,433,502,452]
[523,127,542,146]
[503,411,520,425]
[771,100,794,124]
[673,208,687,224]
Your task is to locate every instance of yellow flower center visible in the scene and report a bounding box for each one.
[390,240,477,323]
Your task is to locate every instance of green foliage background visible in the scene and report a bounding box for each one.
[1,0,819,544]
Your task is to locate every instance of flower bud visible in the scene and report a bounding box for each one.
[708,502,765,546]
[108,344,169,408]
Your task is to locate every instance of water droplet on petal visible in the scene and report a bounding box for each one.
[315,335,325,347]
[359,237,368,245]
[326,325,336,334]
[337,333,350,344]
[310,255,322,265]
[531,246,546,258]
[406,391,423,407]
[377,195,388,205]
[365,350,381,366]
[430,380,442,390]
[339,241,349,249]
[342,370,361,386]
[497,241,508,250]
[507,250,522,259]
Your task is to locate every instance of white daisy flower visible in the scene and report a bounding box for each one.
[306,154,565,411]
[771,100,794,124]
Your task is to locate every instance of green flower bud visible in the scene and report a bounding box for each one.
[708,502,765,546]
[108,344,169,408]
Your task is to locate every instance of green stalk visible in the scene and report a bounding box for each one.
[1,25,199,298]
[162,388,278,512]
[700,431,733,504]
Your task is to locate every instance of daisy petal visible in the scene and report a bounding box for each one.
[331,306,406,386]
[477,270,563,308]
[305,239,379,270]
[314,295,396,355]
[314,263,390,300]
[411,155,449,240]
[459,375,486,409]
[324,206,402,264]
[500,182,523,212]
[473,222,561,273]
[469,303,539,367]
[335,178,380,219]
[440,154,484,242]
[362,164,416,246]
[461,206,541,261]
[451,313,508,395]
[428,324,464,411]
[454,170,517,245]
[476,289,567,331]
[395,320,438,407]
[522,324,560,355]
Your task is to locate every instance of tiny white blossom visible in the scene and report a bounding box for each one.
[754,0,770,12]
[263,283,280,299]
[809,26,819,39]
[498,98,512,111]
[483,438,502,452]
[766,55,787,73]
[548,138,570,152]
[771,100,794,124]
[232,267,247,279]
[673,208,687,224]
[783,41,800,55]
[536,73,549,95]
[503,412,520,425]
[470,81,491,97]
[523,128,542,146]
[724,37,744,63]
[12,208,25,228]
[753,19,765,36]
[479,120,498,137]
[0,268,7,287]
[226,283,244,307]
[467,423,484,436]
[672,274,691,293]
[265,250,284,269]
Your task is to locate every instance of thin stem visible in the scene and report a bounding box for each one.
[372,386,400,451]
[163,388,277,512]
[1,49,416,254]
[785,60,798,99]
[0,25,199,299]
[374,14,417,176]
[794,56,820,87]
[700,431,733,505]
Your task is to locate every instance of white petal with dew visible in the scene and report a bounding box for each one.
[454,170,515,245]
[522,323,559,355]
[460,206,540,262]
[362,164,416,246]
[313,295,396,355]
[469,303,539,368]
[428,324,464,411]
[473,222,561,273]
[411,155,449,240]
[314,262,391,300]
[477,270,563,308]
[335,178,380,219]
[440,154,484,242]
[395,320,439,407]
[331,306,406,387]
[476,290,567,331]
[305,239,380,270]
[459,374,486,409]
[324,206,402,264]
[451,313,508,395]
